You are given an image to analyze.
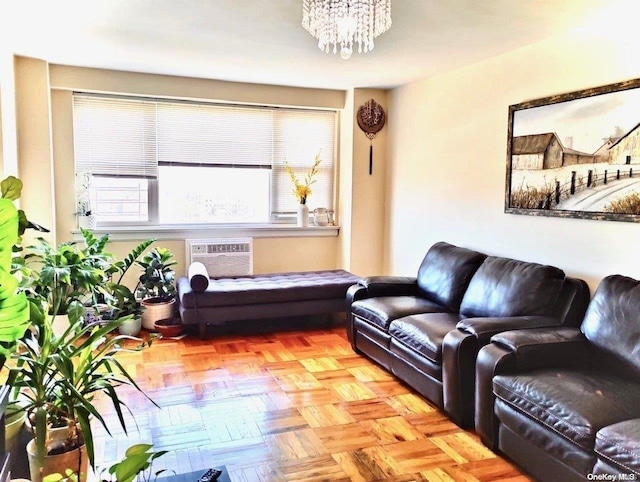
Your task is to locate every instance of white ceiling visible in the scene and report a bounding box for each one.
[2,0,632,90]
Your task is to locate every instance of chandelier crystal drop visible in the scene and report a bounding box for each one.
[302,0,392,60]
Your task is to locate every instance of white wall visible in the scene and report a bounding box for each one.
[387,20,640,291]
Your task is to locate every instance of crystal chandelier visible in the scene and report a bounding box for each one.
[302,0,392,60]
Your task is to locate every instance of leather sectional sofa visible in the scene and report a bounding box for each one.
[476,274,640,480]
[346,241,590,428]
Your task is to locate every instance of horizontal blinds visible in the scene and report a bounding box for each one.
[73,95,158,178]
[73,93,336,216]
[272,109,336,213]
[156,102,274,168]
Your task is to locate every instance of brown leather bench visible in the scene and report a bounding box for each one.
[177,263,360,338]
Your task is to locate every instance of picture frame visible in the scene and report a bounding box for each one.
[505,77,640,223]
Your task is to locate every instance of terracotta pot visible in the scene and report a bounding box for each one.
[154,317,183,337]
[26,430,88,482]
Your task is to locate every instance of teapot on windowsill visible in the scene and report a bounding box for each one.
[313,208,333,226]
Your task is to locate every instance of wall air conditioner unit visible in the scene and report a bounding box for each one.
[185,238,253,278]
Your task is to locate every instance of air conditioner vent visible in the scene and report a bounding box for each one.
[186,238,253,278]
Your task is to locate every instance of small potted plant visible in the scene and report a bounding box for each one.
[75,173,95,229]
[135,247,177,331]
[284,150,322,227]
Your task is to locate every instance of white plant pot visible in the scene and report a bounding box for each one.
[118,316,142,336]
[141,298,176,331]
[77,215,96,230]
[5,408,27,474]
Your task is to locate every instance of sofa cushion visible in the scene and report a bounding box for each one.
[595,419,640,475]
[582,274,640,376]
[416,241,487,312]
[351,296,447,331]
[493,370,640,451]
[389,312,464,364]
[459,256,565,318]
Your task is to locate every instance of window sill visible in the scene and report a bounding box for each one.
[72,223,340,242]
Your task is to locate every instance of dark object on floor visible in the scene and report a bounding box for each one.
[477,274,640,481]
[347,241,590,429]
[157,467,229,482]
[154,317,183,337]
[177,267,360,338]
[198,468,222,482]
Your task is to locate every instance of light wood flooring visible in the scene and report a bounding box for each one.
[93,325,531,481]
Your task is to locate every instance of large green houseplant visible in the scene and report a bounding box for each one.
[0,175,45,366]
[26,230,111,317]
[135,247,177,331]
[6,304,156,482]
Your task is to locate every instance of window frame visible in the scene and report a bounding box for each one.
[72,93,338,230]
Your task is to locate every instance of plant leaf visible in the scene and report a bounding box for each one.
[1,176,22,200]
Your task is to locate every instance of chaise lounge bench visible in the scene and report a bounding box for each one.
[177,263,360,338]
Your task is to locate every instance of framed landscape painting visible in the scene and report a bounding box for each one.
[505,77,640,223]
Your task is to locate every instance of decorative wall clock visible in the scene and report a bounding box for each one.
[357,99,386,175]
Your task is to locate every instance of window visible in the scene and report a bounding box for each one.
[73,94,336,226]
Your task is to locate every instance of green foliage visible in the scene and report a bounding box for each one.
[5,307,156,469]
[105,444,169,482]
[26,230,112,315]
[1,175,49,236]
[0,188,31,364]
[109,238,156,285]
[136,247,177,302]
[1,176,22,201]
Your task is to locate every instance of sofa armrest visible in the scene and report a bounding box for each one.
[475,342,517,449]
[456,316,560,343]
[475,327,589,449]
[441,315,557,428]
[357,276,418,297]
[490,327,589,370]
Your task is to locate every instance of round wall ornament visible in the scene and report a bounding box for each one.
[357,98,386,175]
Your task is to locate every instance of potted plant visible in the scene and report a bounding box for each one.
[284,150,322,227]
[101,443,168,482]
[5,303,156,482]
[74,172,95,229]
[26,230,112,334]
[135,247,177,331]
[0,175,49,477]
[44,443,169,482]
[94,235,156,336]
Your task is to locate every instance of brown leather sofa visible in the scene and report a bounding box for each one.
[475,274,640,481]
[346,241,590,428]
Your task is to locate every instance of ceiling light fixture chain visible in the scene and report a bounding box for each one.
[302,0,392,60]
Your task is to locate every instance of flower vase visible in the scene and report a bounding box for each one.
[297,204,309,227]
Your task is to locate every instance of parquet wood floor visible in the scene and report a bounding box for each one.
[93,326,531,482]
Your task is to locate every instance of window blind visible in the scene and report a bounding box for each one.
[272,109,336,214]
[73,93,336,219]
[73,95,158,178]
